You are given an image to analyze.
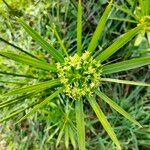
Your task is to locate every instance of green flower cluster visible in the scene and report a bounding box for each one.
[56,51,102,99]
[140,16,150,31]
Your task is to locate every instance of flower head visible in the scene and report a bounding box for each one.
[56,52,102,99]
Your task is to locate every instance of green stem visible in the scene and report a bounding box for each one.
[75,100,85,150]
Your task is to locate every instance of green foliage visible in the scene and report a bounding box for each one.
[0,0,150,149]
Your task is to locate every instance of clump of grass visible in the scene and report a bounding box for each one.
[0,0,150,149]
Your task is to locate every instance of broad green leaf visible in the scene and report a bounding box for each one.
[0,52,57,72]
[75,100,85,150]
[87,0,113,53]
[16,87,63,123]
[17,18,64,62]
[87,95,121,150]
[0,37,39,60]
[0,71,37,79]
[102,56,150,74]
[101,78,150,87]
[77,0,82,56]
[3,79,60,96]
[96,25,143,62]
[94,90,142,127]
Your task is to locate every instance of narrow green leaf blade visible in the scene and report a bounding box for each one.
[95,90,142,127]
[102,56,150,74]
[75,100,85,150]
[49,25,69,57]
[96,25,143,62]
[87,0,113,53]
[101,78,150,87]
[16,87,63,123]
[3,79,60,96]
[77,0,82,56]
[17,18,64,62]
[0,52,57,71]
[69,126,76,149]
[87,95,121,150]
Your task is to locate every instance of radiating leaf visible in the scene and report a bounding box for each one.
[77,0,82,56]
[0,71,37,79]
[17,18,64,62]
[16,87,63,123]
[56,123,66,147]
[102,56,150,74]
[49,24,68,57]
[96,25,143,62]
[3,79,60,96]
[69,125,76,149]
[94,90,142,127]
[75,100,85,150]
[0,52,57,71]
[87,95,121,150]
[0,37,39,60]
[87,0,113,53]
[65,125,69,149]
[101,78,150,87]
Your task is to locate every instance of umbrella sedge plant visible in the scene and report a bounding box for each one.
[0,0,150,149]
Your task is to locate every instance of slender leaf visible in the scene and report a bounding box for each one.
[56,123,66,147]
[49,25,69,57]
[75,100,85,150]
[102,56,150,74]
[0,102,38,123]
[16,87,63,123]
[0,71,37,79]
[3,79,60,96]
[94,90,142,127]
[0,37,39,60]
[69,125,76,149]
[0,52,57,72]
[87,95,121,150]
[17,18,64,62]
[65,125,69,149]
[101,78,150,87]
[96,25,143,62]
[87,0,112,53]
[77,0,82,56]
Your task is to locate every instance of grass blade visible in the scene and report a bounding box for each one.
[87,95,121,150]
[3,79,60,96]
[102,56,150,74]
[95,90,142,127]
[87,0,113,53]
[77,0,82,56]
[0,102,38,123]
[75,100,85,150]
[16,87,63,123]
[17,18,64,62]
[0,37,39,60]
[0,71,37,79]
[49,24,69,57]
[96,25,143,62]
[69,125,76,149]
[101,78,150,87]
[0,52,57,72]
